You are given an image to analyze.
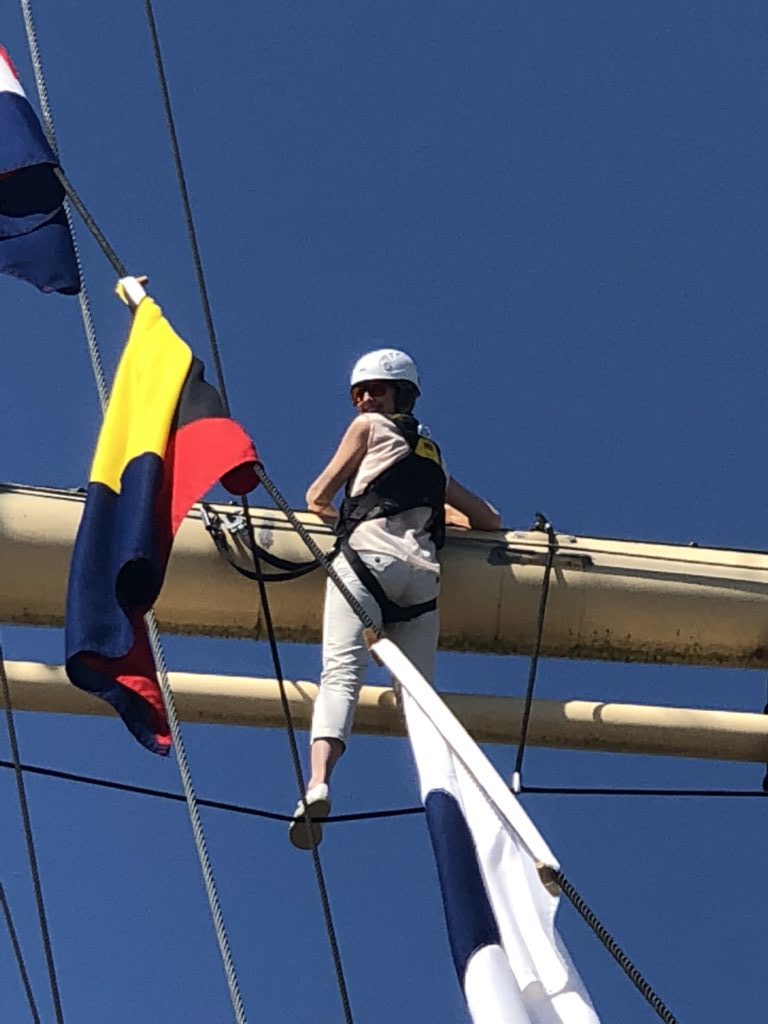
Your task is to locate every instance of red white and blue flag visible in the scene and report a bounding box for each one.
[0,46,80,294]
[374,639,601,1024]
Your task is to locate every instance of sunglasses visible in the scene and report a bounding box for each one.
[351,380,391,404]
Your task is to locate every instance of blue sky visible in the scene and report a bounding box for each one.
[2,2,768,1020]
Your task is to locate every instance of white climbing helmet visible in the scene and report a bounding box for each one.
[349,348,421,393]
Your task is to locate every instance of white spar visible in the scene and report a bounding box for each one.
[4,482,768,666]
[5,659,768,762]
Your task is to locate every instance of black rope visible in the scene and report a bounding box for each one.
[143,6,356,1019]
[552,868,679,1024]
[142,0,227,411]
[5,758,766,828]
[0,758,424,822]
[511,513,557,792]
[0,646,65,1024]
[240,510,355,1022]
[0,883,42,1024]
[52,167,127,278]
[523,785,768,798]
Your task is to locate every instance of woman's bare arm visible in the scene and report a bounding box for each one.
[306,417,370,521]
[445,477,501,531]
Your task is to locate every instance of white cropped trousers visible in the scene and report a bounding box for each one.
[311,552,440,746]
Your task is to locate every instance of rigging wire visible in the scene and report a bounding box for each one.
[0,643,64,1024]
[143,4,354,1019]
[511,514,557,793]
[0,882,42,1024]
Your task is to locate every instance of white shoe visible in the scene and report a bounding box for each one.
[289,783,331,850]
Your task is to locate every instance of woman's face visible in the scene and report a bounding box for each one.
[351,379,397,415]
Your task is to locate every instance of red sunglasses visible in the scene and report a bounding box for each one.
[351,380,391,404]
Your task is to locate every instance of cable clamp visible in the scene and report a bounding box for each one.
[219,511,248,536]
[200,503,247,541]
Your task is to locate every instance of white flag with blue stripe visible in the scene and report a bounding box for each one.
[372,639,600,1024]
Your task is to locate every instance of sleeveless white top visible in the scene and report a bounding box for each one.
[346,413,442,573]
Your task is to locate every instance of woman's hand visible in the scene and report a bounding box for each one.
[444,503,472,529]
[308,501,339,524]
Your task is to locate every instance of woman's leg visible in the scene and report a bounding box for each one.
[309,553,382,785]
[308,738,344,789]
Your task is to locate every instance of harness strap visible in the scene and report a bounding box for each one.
[201,503,320,583]
[339,541,437,624]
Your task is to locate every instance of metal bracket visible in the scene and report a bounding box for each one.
[487,546,593,570]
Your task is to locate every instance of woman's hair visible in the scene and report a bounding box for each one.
[393,381,419,414]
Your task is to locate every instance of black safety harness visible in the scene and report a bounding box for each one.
[334,413,446,624]
[200,415,446,623]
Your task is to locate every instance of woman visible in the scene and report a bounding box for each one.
[290,348,501,849]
